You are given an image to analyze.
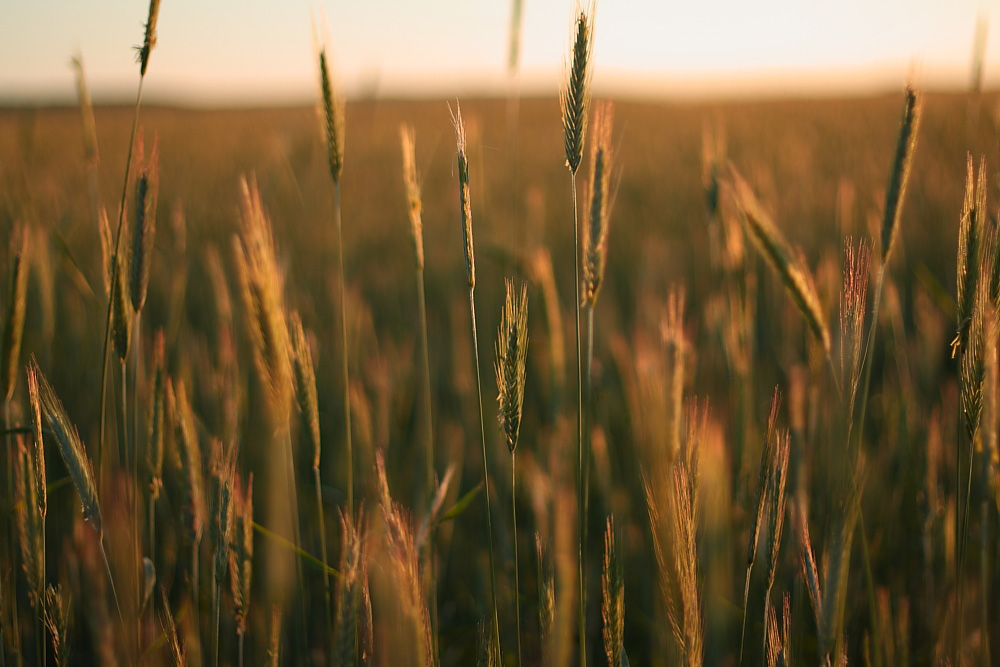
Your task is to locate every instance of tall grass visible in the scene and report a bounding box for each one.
[560,5,595,663]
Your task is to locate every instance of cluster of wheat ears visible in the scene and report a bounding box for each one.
[2,0,1000,665]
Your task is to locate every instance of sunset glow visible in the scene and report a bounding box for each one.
[1,0,998,103]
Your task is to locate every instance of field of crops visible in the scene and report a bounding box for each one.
[1,4,999,667]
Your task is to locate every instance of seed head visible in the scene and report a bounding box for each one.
[495,279,529,453]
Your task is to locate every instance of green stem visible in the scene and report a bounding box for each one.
[571,171,587,667]
[513,453,522,667]
[313,465,332,660]
[469,288,501,655]
[416,268,439,664]
[98,76,146,499]
[333,181,353,516]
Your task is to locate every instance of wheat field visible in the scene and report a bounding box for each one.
[0,4,999,666]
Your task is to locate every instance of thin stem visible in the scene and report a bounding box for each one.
[99,536,133,666]
[571,171,587,667]
[738,567,752,666]
[2,400,12,667]
[313,465,333,660]
[35,605,43,667]
[512,453,522,667]
[192,539,200,653]
[213,581,221,667]
[98,77,145,498]
[238,630,245,667]
[980,497,991,667]
[469,288,501,655]
[282,428,308,660]
[149,498,156,564]
[761,589,772,667]
[583,304,594,625]
[132,315,142,652]
[333,182,354,516]
[416,268,439,664]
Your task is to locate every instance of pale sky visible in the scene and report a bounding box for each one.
[1,0,998,105]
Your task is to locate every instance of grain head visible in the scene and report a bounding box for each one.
[560,2,595,174]
[71,55,99,166]
[136,0,161,76]
[840,238,872,410]
[399,124,425,271]
[880,85,920,263]
[169,378,205,544]
[334,509,366,666]
[131,134,159,312]
[318,48,345,184]
[30,358,102,535]
[731,169,831,353]
[3,223,30,401]
[44,584,71,667]
[450,103,476,289]
[583,101,614,308]
[289,310,321,470]
[209,438,237,585]
[376,451,433,665]
[601,515,624,667]
[230,473,254,635]
[495,278,529,453]
[234,176,292,429]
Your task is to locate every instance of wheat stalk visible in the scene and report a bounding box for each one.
[450,101,501,657]
[496,277,528,667]
[43,584,71,667]
[400,123,439,659]
[317,45,354,519]
[561,7,596,664]
[97,0,161,501]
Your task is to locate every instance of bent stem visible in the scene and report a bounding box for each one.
[469,288,501,654]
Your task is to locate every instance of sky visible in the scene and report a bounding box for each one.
[0,0,998,105]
